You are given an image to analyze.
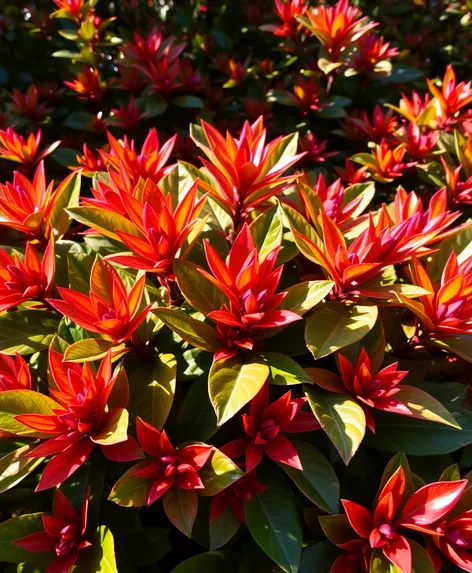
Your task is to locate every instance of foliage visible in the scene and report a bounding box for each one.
[0,0,471,571]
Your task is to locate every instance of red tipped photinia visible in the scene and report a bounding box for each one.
[301,0,377,62]
[349,34,399,74]
[289,76,324,115]
[210,465,265,525]
[221,383,319,473]
[47,257,151,345]
[399,123,439,161]
[426,506,472,572]
[401,253,472,338]
[191,117,305,228]
[260,0,307,40]
[340,467,467,573]
[291,204,449,299]
[199,225,302,359]
[427,65,472,128]
[0,353,31,391]
[353,139,416,182]
[442,158,472,206]
[121,29,185,68]
[15,349,141,491]
[9,85,50,122]
[0,162,75,238]
[64,66,109,102]
[0,128,60,170]
[0,240,55,312]
[107,179,206,286]
[298,174,368,228]
[350,106,398,143]
[99,129,177,187]
[14,489,90,573]
[307,349,413,431]
[131,417,213,505]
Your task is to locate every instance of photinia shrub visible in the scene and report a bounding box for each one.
[0,0,472,572]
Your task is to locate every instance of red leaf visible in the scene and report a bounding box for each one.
[342,499,373,539]
[399,480,467,527]
[36,439,94,491]
[382,534,412,573]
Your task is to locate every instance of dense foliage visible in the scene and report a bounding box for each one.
[0,0,472,572]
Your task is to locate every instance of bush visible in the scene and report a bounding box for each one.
[0,0,472,572]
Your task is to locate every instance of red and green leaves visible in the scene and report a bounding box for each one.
[109,418,243,537]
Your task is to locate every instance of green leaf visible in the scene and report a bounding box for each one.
[91,408,129,445]
[245,468,302,573]
[364,406,472,456]
[370,549,402,573]
[305,386,366,464]
[209,356,269,425]
[153,308,221,352]
[199,448,245,496]
[394,385,460,429]
[0,310,59,355]
[427,226,472,282]
[0,444,43,494]
[163,487,198,538]
[299,541,340,573]
[63,338,116,362]
[78,526,118,573]
[209,508,240,550]
[263,353,313,385]
[0,390,62,438]
[429,335,472,363]
[129,353,176,430]
[278,281,334,316]
[170,95,204,108]
[0,513,46,563]
[108,462,151,507]
[174,260,227,315]
[305,302,378,359]
[250,207,283,260]
[170,551,241,573]
[410,540,435,573]
[49,172,81,239]
[278,439,339,513]
[171,376,218,443]
[66,207,142,241]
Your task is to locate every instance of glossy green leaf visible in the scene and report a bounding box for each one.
[0,444,43,494]
[263,352,313,385]
[394,385,460,428]
[108,462,151,507]
[429,335,472,363]
[299,541,340,573]
[91,408,128,445]
[163,487,198,538]
[174,259,227,315]
[278,439,339,513]
[250,207,283,260]
[0,311,59,355]
[209,508,240,550]
[66,207,142,241]
[278,280,334,316]
[170,551,241,573]
[129,353,176,430]
[305,302,378,359]
[0,390,62,438]
[153,308,221,352]
[209,356,269,425]
[79,526,118,573]
[49,172,81,240]
[364,406,472,456]
[245,469,302,573]
[199,448,245,496]
[0,513,46,563]
[305,386,366,464]
[63,338,116,362]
